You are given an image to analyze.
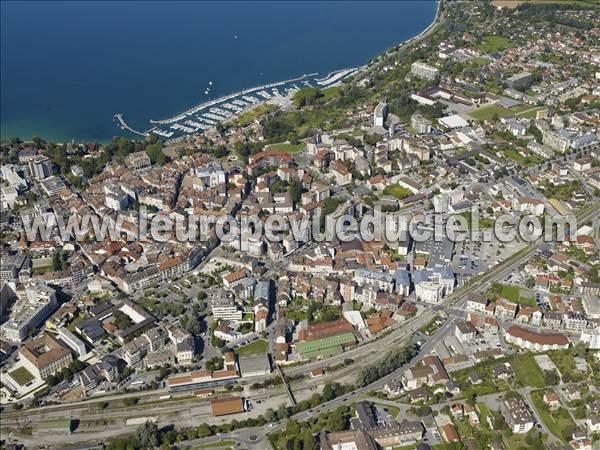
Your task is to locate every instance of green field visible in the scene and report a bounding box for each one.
[476,35,514,53]
[503,148,542,167]
[503,430,542,449]
[477,402,492,429]
[232,104,276,127]
[38,419,72,431]
[543,180,583,201]
[548,350,588,381]
[419,315,445,336]
[513,355,546,388]
[9,367,35,386]
[531,390,576,442]
[470,57,492,66]
[236,339,268,356]
[489,283,536,306]
[265,142,306,154]
[321,86,341,100]
[382,184,413,200]
[468,104,512,121]
[508,104,545,118]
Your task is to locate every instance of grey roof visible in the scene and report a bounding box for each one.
[355,401,377,429]
[394,269,411,286]
[254,281,271,302]
[76,318,106,341]
[238,353,271,376]
[355,269,394,283]
[414,267,455,283]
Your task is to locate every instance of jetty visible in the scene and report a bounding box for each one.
[148,73,318,125]
[113,114,150,137]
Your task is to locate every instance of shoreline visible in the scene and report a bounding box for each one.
[117,0,443,142]
[1,2,441,143]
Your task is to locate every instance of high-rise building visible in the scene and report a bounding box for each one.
[28,156,52,180]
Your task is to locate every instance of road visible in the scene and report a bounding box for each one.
[182,317,459,450]
[3,201,598,448]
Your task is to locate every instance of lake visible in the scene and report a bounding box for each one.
[1,1,437,142]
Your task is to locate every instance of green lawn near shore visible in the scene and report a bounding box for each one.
[232,104,276,127]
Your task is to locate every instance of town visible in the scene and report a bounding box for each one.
[1,1,600,450]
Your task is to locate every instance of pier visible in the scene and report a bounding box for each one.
[315,67,358,85]
[148,73,318,125]
[113,114,150,137]
[115,68,358,141]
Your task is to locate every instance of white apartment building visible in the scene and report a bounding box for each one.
[414,268,455,303]
[28,156,52,180]
[502,398,535,434]
[580,328,600,350]
[354,269,394,293]
[1,283,58,342]
[210,297,243,321]
[466,293,488,313]
[374,101,388,127]
[505,325,569,352]
[411,61,439,80]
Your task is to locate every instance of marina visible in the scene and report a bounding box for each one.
[114,67,359,141]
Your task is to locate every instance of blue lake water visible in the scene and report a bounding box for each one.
[1,1,437,142]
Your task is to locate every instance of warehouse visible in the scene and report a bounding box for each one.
[238,354,271,377]
[210,396,245,417]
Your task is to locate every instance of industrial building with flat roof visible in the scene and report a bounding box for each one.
[238,354,271,377]
[210,396,245,417]
[297,318,354,342]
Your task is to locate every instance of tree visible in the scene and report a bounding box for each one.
[145,143,166,166]
[123,397,138,407]
[196,423,212,438]
[264,408,277,423]
[309,393,321,408]
[466,390,477,405]
[322,382,345,402]
[278,403,291,420]
[113,310,132,330]
[136,420,159,448]
[293,87,323,109]
[46,374,58,386]
[325,408,346,432]
[289,179,303,204]
[52,250,67,271]
[205,356,224,372]
[301,431,317,450]
[543,370,558,386]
